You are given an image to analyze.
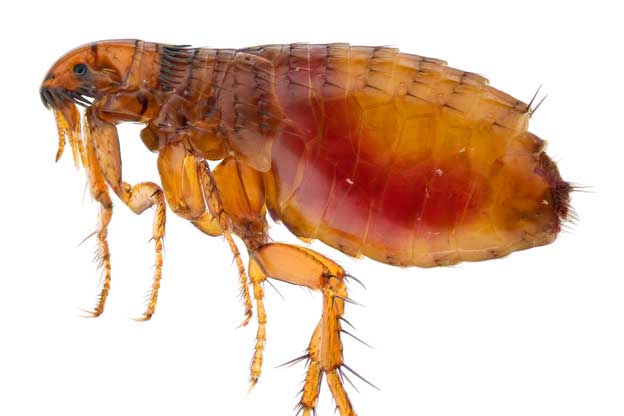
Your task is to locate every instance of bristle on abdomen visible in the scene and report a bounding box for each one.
[536,153,573,223]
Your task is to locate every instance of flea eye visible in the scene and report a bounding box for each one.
[73,63,87,76]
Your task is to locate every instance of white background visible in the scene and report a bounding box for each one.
[1,1,622,415]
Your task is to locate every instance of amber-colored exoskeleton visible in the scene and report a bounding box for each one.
[41,40,572,415]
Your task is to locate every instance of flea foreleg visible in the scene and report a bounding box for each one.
[80,123,113,317]
[85,108,166,321]
[123,182,166,321]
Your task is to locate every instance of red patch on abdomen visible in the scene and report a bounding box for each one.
[364,159,485,253]
[418,161,484,229]
[269,51,487,252]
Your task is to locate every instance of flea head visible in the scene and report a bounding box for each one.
[40,40,137,109]
[40,40,137,165]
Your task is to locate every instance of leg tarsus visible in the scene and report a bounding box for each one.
[80,224,111,318]
[248,258,268,387]
[298,277,357,416]
[327,370,355,415]
[225,230,252,327]
[298,325,323,415]
[90,210,112,317]
[121,182,166,321]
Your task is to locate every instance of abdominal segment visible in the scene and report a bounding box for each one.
[265,95,503,267]
[257,45,560,267]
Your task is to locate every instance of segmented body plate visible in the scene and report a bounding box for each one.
[210,44,554,267]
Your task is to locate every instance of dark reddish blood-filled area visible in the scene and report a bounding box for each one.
[271,124,486,244]
[269,53,487,247]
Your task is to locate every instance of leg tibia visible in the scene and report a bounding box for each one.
[302,277,354,415]
[250,243,356,416]
[320,278,347,369]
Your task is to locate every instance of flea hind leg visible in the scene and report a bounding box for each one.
[251,243,356,416]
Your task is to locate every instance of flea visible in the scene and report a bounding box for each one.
[41,40,572,416]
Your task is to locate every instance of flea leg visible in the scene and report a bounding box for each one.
[251,243,356,416]
[200,160,259,327]
[122,182,166,321]
[225,228,252,326]
[154,142,222,241]
[248,258,268,387]
[85,108,166,320]
[190,211,222,236]
[81,127,113,317]
[204,158,271,379]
